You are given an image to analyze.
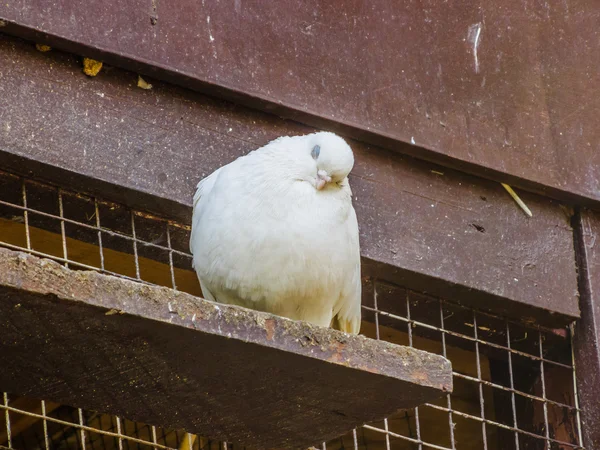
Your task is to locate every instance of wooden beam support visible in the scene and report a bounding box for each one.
[573,209,600,449]
[0,35,580,326]
[0,0,598,204]
[0,247,452,449]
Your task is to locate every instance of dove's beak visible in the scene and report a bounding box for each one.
[316,170,332,190]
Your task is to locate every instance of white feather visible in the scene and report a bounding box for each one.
[190,132,361,333]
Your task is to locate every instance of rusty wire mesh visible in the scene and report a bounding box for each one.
[0,168,584,450]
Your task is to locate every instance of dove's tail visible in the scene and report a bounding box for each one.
[331,315,360,335]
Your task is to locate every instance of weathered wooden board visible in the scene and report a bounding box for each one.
[0,247,452,449]
[573,209,600,449]
[0,0,598,204]
[0,35,580,325]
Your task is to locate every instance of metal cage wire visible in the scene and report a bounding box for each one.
[0,168,584,450]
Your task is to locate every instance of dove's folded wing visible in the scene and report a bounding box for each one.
[331,263,361,334]
[331,208,362,334]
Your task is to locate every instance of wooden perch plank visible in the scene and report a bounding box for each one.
[0,0,598,204]
[0,36,580,326]
[0,247,453,449]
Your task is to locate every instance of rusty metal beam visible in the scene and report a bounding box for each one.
[0,35,580,326]
[573,209,600,449]
[0,247,452,449]
[0,0,598,205]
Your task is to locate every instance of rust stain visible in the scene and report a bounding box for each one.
[356,365,381,375]
[264,318,275,341]
[412,371,430,384]
[328,341,346,364]
[329,352,342,363]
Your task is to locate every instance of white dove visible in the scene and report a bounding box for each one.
[189,131,361,334]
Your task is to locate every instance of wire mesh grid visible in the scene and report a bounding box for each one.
[0,168,584,450]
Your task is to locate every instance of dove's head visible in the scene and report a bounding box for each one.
[292,131,355,191]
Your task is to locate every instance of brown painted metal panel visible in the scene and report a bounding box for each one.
[0,248,453,449]
[0,0,598,204]
[573,209,600,449]
[0,36,580,325]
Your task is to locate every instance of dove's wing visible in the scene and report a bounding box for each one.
[331,206,362,334]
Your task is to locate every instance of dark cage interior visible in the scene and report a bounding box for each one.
[0,168,584,449]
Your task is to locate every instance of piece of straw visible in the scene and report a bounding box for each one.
[501,183,532,217]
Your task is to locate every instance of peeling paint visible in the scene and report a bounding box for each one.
[467,22,482,73]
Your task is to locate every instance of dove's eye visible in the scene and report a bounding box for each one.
[311,145,320,160]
